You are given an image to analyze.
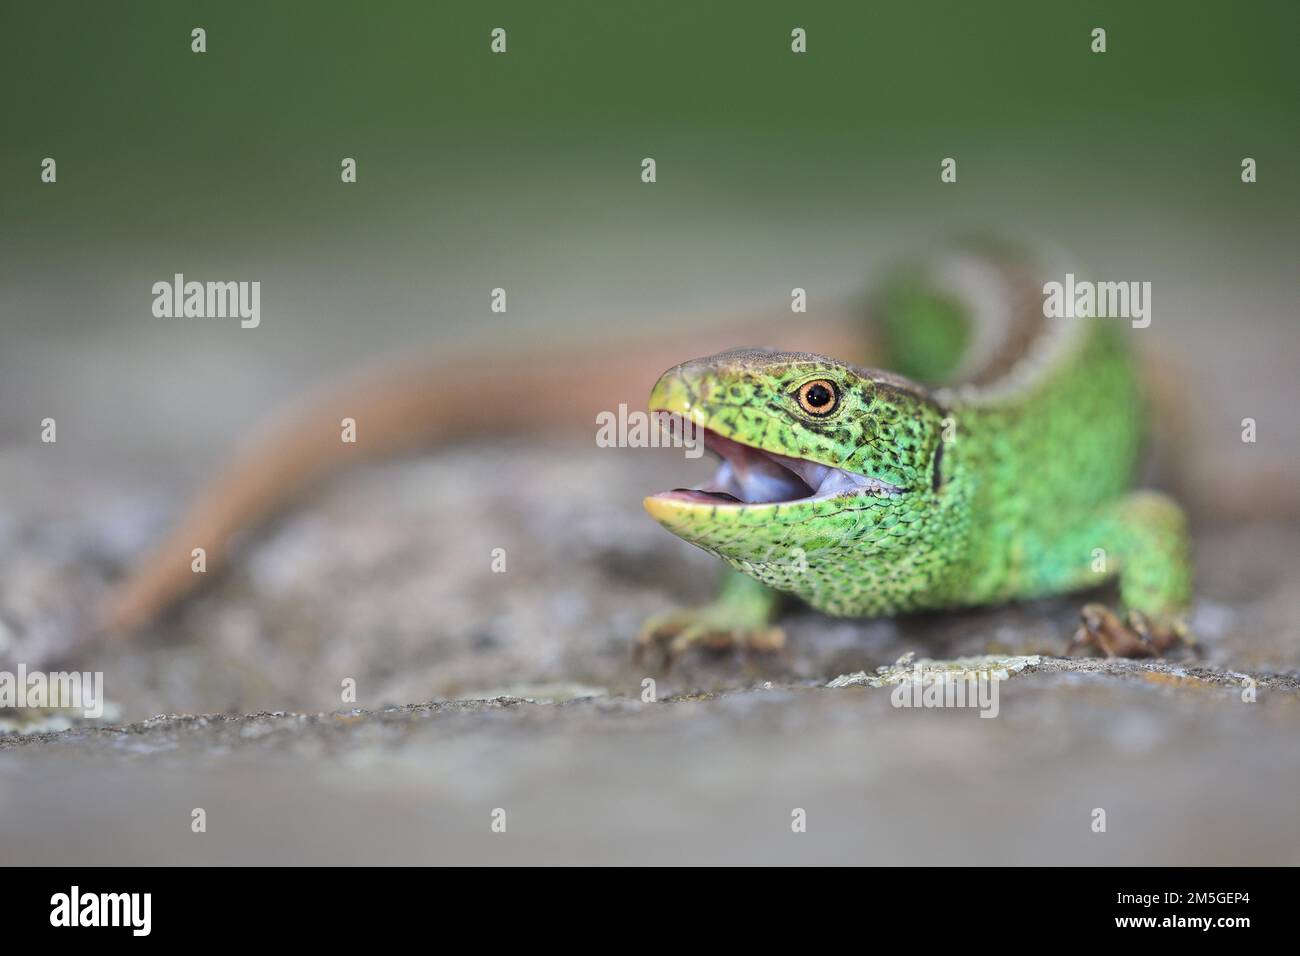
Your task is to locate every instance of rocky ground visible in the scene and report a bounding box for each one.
[1,437,1298,864]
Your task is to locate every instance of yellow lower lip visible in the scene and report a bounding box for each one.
[643,494,699,524]
[643,493,746,526]
[644,493,783,525]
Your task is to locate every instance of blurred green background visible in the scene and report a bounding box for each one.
[2,0,1297,478]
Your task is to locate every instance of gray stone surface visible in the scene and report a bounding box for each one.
[1,435,1298,864]
[2,658,1298,865]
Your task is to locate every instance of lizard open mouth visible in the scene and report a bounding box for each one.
[649,413,904,507]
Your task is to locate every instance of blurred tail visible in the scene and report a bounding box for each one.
[869,237,1056,389]
[100,311,864,636]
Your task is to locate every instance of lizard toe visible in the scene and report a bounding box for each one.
[1068,602,1194,659]
[635,607,784,670]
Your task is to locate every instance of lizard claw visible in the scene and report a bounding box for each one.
[634,607,785,671]
[1068,602,1195,659]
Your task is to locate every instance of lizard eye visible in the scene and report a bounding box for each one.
[796,379,839,416]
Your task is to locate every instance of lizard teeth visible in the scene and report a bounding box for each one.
[769,453,904,498]
[651,415,906,506]
[682,426,904,505]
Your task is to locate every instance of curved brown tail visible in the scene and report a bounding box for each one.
[101,310,866,636]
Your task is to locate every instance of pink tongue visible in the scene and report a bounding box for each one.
[663,488,742,503]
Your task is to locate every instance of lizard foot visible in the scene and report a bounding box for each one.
[1067,602,1195,658]
[634,606,785,670]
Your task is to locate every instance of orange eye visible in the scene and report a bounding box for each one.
[797,379,839,416]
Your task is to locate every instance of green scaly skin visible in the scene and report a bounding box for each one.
[640,248,1193,661]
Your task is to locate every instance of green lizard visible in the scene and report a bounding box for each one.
[103,241,1192,663]
[638,243,1193,662]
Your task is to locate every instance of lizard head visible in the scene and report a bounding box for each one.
[643,348,951,602]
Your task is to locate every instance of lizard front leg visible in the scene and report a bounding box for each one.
[636,569,785,668]
[1068,491,1194,657]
